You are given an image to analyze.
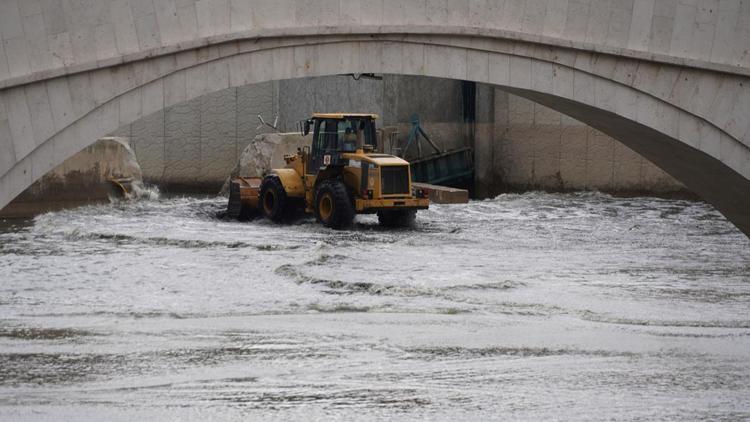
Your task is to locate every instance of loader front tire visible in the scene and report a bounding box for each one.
[315,180,355,229]
[260,176,295,223]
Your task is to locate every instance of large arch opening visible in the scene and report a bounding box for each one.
[1,38,749,235]
[101,74,687,197]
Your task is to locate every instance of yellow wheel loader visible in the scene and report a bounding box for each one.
[227,113,429,229]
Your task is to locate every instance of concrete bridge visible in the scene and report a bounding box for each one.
[1,0,749,235]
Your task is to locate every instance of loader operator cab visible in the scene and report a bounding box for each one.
[305,114,378,172]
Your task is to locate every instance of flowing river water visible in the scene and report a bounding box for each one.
[0,192,749,421]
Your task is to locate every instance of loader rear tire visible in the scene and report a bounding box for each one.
[377,209,417,228]
[260,176,295,223]
[315,180,355,229]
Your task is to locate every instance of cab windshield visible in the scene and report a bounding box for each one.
[314,117,377,153]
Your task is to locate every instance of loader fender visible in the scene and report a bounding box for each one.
[269,169,305,198]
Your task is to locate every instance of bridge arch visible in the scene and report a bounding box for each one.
[1,36,749,235]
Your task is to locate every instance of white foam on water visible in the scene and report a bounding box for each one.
[1,192,749,420]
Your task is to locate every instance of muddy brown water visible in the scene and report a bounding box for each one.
[1,192,749,420]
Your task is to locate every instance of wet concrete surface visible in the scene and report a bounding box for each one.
[0,192,749,420]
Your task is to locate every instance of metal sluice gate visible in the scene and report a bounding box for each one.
[409,147,474,187]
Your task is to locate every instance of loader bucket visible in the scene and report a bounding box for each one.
[227,177,262,220]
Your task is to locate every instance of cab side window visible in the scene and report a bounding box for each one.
[311,119,339,171]
[313,120,335,153]
[319,119,338,151]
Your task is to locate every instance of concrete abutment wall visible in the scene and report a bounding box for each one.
[0,137,142,217]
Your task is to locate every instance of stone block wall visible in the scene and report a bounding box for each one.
[277,75,384,130]
[277,75,469,158]
[474,87,685,198]
[110,75,471,191]
[382,75,469,157]
[110,74,685,197]
[111,82,276,191]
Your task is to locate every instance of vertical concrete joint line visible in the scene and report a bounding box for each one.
[464,50,469,81]
[668,69,685,100]
[129,119,134,157]
[638,151,645,188]
[161,82,167,183]
[198,93,202,182]
[273,80,279,129]
[43,82,56,158]
[1,40,11,80]
[584,127,590,189]
[557,116,563,188]
[531,103,537,185]
[610,135,616,188]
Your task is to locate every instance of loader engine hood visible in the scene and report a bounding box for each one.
[343,153,409,167]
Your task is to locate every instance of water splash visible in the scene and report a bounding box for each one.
[129,181,161,201]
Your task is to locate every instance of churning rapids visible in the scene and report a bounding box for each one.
[1,192,749,421]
